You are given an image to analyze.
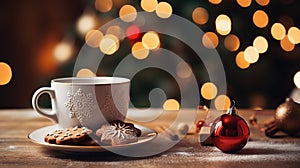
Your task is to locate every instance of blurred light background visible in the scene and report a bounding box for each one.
[1,0,300,110]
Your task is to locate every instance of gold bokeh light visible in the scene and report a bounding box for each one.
[85,29,103,48]
[106,25,125,40]
[235,52,250,69]
[201,82,218,100]
[142,31,160,50]
[280,35,295,52]
[237,0,252,8]
[202,32,219,49]
[53,42,73,63]
[271,23,286,40]
[192,7,209,25]
[214,95,231,110]
[132,42,150,60]
[76,14,97,36]
[119,5,137,22]
[141,0,158,12]
[209,0,222,5]
[253,10,269,28]
[244,46,259,64]
[255,0,270,6]
[156,2,173,19]
[253,36,268,54]
[224,34,240,52]
[163,99,180,111]
[176,62,192,79]
[76,68,96,77]
[95,0,113,13]
[293,71,300,89]
[215,14,232,36]
[287,27,300,44]
[99,34,120,55]
[0,62,12,85]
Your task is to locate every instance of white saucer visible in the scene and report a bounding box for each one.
[28,124,157,153]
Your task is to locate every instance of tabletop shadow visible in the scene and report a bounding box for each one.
[267,132,300,138]
[238,148,284,155]
[41,148,159,161]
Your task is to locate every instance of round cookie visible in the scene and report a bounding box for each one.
[44,126,93,145]
[96,120,142,146]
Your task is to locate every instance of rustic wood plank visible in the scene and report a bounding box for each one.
[0,109,299,168]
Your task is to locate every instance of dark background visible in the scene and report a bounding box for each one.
[1,0,300,109]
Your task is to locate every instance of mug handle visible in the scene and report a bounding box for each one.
[32,87,58,123]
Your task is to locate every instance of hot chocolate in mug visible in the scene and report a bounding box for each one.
[32,77,130,130]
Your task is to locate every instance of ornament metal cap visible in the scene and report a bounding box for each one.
[226,100,238,115]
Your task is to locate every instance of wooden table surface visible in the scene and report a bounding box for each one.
[0,109,300,168]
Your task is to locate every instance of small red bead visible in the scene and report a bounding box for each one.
[195,120,205,133]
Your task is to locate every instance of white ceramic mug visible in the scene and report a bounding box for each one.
[32,77,130,130]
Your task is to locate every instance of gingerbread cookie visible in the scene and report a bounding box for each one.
[44,126,94,145]
[96,120,142,146]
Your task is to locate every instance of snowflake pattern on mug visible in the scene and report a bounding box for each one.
[64,88,96,123]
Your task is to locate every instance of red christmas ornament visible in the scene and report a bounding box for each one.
[211,101,250,153]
